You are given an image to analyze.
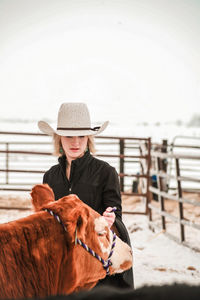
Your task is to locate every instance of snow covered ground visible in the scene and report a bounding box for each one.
[123,214,200,288]
[0,191,200,289]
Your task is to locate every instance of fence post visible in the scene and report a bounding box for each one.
[175,158,185,242]
[119,139,124,192]
[161,139,168,192]
[146,137,151,214]
[6,142,9,184]
[161,139,168,172]
[156,156,166,230]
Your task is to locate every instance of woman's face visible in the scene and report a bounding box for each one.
[61,136,88,162]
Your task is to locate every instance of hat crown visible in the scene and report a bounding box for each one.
[57,103,91,128]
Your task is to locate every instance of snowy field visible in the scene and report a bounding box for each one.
[1,119,200,142]
[0,191,200,289]
[124,214,200,288]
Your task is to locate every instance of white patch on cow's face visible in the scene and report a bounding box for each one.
[94,216,110,254]
[110,232,133,273]
[94,216,133,273]
[94,216,108,234]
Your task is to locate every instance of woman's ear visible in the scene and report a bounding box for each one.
[31,184,55,211]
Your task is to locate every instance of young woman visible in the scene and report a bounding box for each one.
[38,102,133,288]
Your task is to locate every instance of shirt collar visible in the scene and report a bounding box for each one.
[58,150,91,172]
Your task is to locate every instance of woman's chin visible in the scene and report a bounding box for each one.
[68,151,84,159]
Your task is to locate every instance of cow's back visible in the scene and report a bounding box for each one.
[0,213,67,299]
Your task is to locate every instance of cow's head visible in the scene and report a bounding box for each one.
[31,184,89,244]
[31,184,133,293]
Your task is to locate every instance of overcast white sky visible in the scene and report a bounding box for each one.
[0,0,200,125]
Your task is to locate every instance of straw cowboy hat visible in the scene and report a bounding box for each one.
[38,102,109,136]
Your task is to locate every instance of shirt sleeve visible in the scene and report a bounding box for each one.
[102,166,122,220]
[102,165,132,245]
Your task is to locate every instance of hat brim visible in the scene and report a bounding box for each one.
[38,120,109,136]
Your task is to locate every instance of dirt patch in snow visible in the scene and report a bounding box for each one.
[0,192,32,223]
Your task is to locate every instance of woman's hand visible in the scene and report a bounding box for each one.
[103,207,116,228]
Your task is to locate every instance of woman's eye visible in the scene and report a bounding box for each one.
[79,136,85,138]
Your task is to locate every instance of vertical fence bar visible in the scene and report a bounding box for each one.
[175,158,185,242]
[161,139,168,172]
[6,142,9,184]
[161,139,168,193]
[156,156,166,230]
[146,137,151,214]
[119,139,125,192]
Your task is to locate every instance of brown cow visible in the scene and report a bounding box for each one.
[0,184,132,299]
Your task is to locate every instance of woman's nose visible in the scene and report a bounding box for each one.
[72,136,79,144]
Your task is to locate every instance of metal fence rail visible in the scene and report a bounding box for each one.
[1,131,200,251]
[148,150,200,252]
[0,131,151,214]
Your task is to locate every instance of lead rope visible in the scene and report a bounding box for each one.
[43,208,116,275]
[43,208,67,232]
[75,231,116,275]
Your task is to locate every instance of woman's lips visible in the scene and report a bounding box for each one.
[70,148,79,151]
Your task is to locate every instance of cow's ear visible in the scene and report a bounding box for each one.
[31,184,55,211]
[76,213,88,242]
[66,207,89,244]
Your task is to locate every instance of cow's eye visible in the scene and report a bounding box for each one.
[97,230,107,236]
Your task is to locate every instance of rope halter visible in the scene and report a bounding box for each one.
[43,208,116,275]
[75,229,116,275]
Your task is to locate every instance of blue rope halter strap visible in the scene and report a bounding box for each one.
[43,208,117,275]
[75,231,116,275]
